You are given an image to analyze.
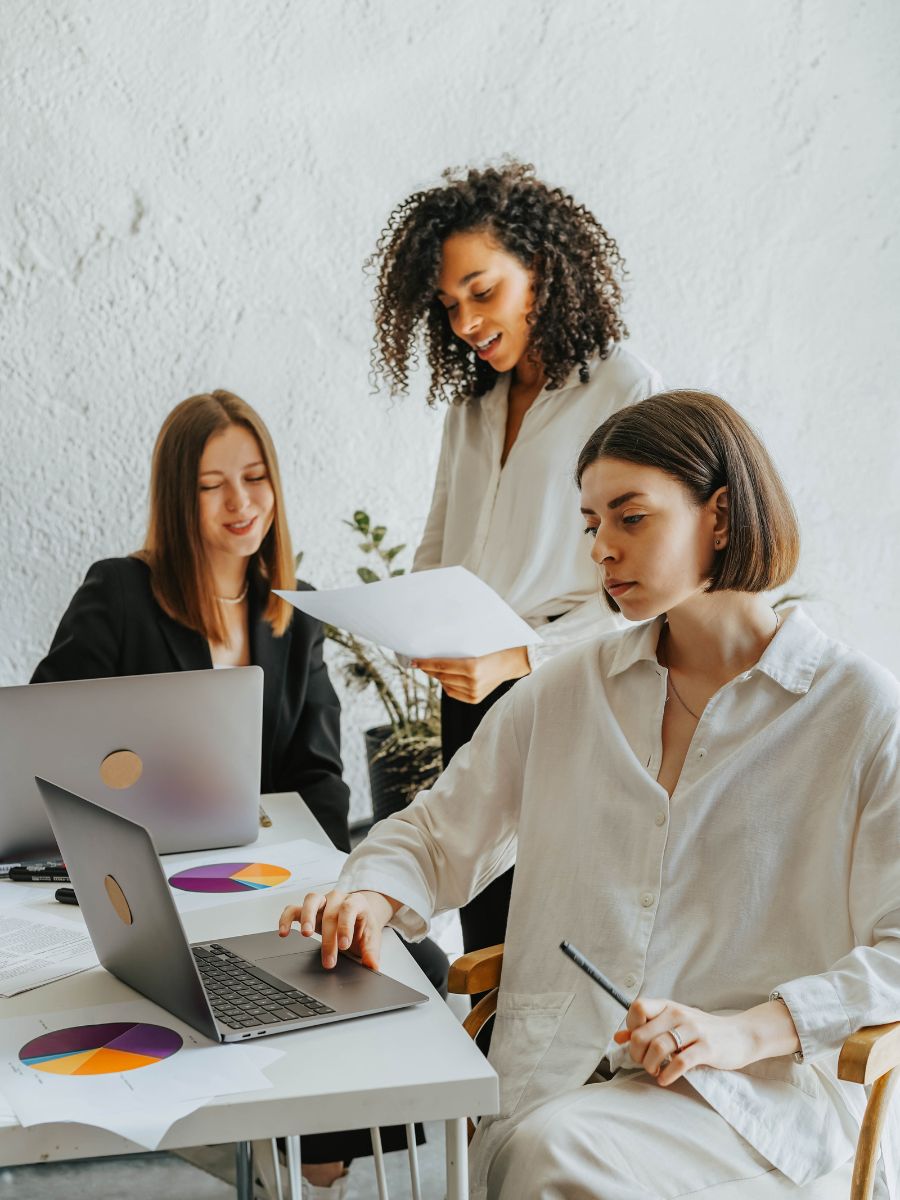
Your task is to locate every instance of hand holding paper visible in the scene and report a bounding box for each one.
[412,645,531,703]
[276,566,540,660]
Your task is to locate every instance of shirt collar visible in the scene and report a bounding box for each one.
[483,347,611,408]
[752,605,827,695]
[547,348,611,398]
[606,616,666,678]
[605,605,827,696]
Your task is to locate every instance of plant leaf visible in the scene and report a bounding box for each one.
[384,544,406,561]
[371,525,386,545]
[353,510,370,532]
[357,566,380,584]
[390,568,404,577]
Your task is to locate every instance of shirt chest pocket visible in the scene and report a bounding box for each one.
[488,991,575,1117]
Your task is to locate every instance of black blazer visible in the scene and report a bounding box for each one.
[31,557,351,852]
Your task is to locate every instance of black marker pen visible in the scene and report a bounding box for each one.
[559,940,631,1009]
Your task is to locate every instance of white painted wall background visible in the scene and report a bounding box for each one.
[2,1,898,821]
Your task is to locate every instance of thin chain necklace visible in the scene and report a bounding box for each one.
[660,611,782,722]
[216,581,249,605]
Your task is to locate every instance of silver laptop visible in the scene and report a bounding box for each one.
[36,778,428,1042]
[0,668,263,860]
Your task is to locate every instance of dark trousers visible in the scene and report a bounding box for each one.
[441,680,517,956]
[301,1122,424,1166]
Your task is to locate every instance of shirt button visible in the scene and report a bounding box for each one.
[655,812,666,826]
[640,892,655,908]
[624,974,637,989]
[696,747,707,759]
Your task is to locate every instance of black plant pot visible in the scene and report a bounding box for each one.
[365,724,416,823]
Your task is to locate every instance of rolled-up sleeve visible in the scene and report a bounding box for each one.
[772,715,900,1060]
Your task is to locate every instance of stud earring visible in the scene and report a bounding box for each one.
[715,538,721,547]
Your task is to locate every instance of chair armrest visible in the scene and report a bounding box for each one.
[448,944,504,995]
[838,1022,900,1085]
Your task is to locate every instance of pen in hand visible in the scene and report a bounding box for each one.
[559,940,634,1042]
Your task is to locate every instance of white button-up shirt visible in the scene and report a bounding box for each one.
[412,344,663,666]
[339,608,900,1198]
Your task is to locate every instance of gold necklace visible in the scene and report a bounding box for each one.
[665,658,701,720]
[216,581,249,605]
[660,611,781,722]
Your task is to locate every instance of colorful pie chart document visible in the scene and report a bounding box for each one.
[0,1000,282,1149]
[163,837,347,913]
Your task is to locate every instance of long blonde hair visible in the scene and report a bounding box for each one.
[137,390,294,641]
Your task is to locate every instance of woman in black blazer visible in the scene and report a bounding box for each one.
[32,557,351,852]
[32,390,444,1197]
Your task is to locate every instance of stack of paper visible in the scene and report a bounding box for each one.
[0,907,98,997]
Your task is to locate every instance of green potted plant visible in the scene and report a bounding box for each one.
[307,511,442,822]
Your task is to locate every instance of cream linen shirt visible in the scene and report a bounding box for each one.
[339,608,900,1199]
[412,343,663,667]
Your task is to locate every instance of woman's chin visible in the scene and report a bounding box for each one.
[616,597,664,625]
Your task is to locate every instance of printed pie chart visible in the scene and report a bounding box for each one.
[20,1022,182,1076]
[168,861,291,893]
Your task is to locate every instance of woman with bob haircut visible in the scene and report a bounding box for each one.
[369,160,662,954]
[32,389,445,1197]
[280,391,900,1199]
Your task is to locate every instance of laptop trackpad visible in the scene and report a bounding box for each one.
[219,929,382,1003]
[221,929,322,961]
[217,930,426,1013]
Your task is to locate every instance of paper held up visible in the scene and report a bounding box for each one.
[275,566,541,659]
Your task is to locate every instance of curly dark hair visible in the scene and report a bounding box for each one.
[367,161,629,405]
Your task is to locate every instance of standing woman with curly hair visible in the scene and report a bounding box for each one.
[369,162,663,955]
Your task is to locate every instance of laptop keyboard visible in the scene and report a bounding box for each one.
[193,943,335,1030]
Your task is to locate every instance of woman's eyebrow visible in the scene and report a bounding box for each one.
[199,460,265,476]
[580,492,647,516]
[436,269,487,295]
[608,491,646,509]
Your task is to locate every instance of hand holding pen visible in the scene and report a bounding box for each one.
[559,940,800,1086]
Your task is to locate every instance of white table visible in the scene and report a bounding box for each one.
[0,793,498,1199]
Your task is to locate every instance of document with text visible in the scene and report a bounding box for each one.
[0,907,98,996]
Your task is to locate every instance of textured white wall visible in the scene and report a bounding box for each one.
[2,1,898,820]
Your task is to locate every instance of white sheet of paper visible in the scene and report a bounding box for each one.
[0,880,57,912]
[162,836,346,913]
[0,999,282,1150]
[0,907,98,996]
[275,565,541,659]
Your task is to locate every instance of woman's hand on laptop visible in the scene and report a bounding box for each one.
[278,889,401,971]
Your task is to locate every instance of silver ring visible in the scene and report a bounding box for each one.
[669,1027,685,1052]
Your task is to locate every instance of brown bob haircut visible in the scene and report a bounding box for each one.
[136,390,295,641]
[575,390,800,612]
